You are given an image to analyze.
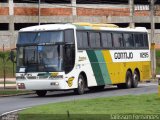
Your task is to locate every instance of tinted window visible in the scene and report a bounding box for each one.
[101,32,113,48]
[134,33,144,48]
[65,29,74,43]
[123,33,134,48]
[77,31,88,49]
[143,33,149,48]
[89,32,101,48]
[113,33,123,48]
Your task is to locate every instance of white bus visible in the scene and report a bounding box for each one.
[15,23,151,96]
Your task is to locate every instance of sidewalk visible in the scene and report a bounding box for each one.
[0,78,16,82]
[0,78,16,89]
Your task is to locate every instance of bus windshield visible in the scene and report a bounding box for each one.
[18,31,63,44]
[16,30,75,73]
[17,45,63,72]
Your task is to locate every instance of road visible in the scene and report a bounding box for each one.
[0,82,158,115]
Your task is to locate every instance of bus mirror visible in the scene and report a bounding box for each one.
[9,51,16,63]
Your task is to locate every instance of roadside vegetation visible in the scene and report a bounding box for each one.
[18,94,160,120]
[156,50,160,74]
[0,89,33,96]
[0,51,15,78]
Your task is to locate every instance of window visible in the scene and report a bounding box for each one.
[123,33,134,48]
[113,33,123,48]
[64,29,74,43]
[134,33,144,48]
[101,32,113,48]
[77,31,88,49]
[0,23,9,31]
[89,32,101,48]
[143,33,149,48]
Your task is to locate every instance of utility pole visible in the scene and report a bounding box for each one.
[150,0,156,78]
[129,0,135,28]
[38,0,41,25]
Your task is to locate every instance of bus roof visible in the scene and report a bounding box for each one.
[19,23,148,33]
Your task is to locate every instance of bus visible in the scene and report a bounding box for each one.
[14,23,151,97]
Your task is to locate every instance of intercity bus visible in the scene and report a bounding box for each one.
[15,23,151,96]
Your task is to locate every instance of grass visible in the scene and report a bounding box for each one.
[18,94,160,120]
[0,89,32,96]
[0,51,16,78]
[156,50,160,74]
[0,81,15,84]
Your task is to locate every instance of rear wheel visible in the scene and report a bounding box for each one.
[132,71,139,88]
[36,90,47,97]
[117,71,132,89]
[74,75,86,95]
[125,71,132,88]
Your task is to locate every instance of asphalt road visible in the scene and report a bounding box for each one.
[0,82,158,115]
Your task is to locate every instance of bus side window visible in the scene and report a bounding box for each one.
[124,33,134,48]
[113,33,124,48]
[65,29,74,43]
[134,34,144,48]
[77,31,88,49]
[101,32,113,48]
[89,32,101,48]
[143,33,149,48]
[64,45,75,74]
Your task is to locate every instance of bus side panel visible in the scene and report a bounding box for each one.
[86,50,112,86]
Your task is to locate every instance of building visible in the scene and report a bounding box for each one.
[0,0,160,50]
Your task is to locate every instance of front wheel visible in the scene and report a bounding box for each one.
[36,90,47,97]
[74,75,86,95]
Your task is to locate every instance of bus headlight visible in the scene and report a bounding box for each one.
[50,82,59,86]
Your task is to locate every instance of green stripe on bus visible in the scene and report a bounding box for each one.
[87,50,105,85]
[94,51,112,84]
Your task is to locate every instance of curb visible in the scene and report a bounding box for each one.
[0,107,31,120]
[0,92,35,97]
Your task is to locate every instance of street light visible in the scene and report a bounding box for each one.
[38,0,41,25]
[150,0,157,78]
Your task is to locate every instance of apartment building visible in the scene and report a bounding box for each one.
[0,0,160,49]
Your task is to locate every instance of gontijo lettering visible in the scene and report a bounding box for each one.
[114,52,133,59]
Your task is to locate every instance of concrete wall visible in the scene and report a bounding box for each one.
[0,0,160,50]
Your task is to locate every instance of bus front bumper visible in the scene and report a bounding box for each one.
[16,79,71,90]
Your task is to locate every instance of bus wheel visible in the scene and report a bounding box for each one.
[74,75,85,95]
[132,71,139,88]
[125,71,132,89]
[36,90,47,97]
[117,71,132,89]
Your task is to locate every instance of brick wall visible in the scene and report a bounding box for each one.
[77,8,130,16]
[14,7,72,16]
[0,7,9,15]
[134,10,150,16]
[41,8,72,16]
[14,7,38,16]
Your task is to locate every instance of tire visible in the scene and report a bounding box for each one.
[117,71,132,89]
[74,75,86,95]
[125,71,132,89]
[132,71,139,88]
[36,90,47,97]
